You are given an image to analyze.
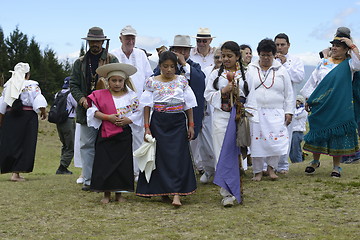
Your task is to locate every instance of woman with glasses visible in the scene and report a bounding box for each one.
[246,38,294,181]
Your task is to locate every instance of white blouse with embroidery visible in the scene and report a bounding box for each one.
[87,89,142,129]
[0,80,47,114]
[140,75,197,110]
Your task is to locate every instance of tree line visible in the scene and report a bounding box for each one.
[0,26,82,103]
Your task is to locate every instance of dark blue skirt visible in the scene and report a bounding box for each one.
[136,111,197,196]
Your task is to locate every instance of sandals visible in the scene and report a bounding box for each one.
[331,166,342,178]
[305,160,320,174]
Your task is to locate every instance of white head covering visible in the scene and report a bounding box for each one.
[4,62,30,107]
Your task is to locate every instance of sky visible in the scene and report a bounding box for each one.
[1,0,360,67]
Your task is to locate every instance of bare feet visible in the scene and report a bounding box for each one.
[172,195,182,207]
[252,172,263,181]
[267,166,278,180]
[115,193,126,202]
[101,192,111,204]
[10,173,25,182]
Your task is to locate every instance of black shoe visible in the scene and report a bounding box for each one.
[56,166,73,175]
[305,161,320,174]
[82,184,90,191]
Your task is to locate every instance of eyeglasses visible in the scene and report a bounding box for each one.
[214,56,221,59]
[197,39,208,43]
[259,53,273,58]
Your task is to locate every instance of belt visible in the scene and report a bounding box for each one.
[6,106,33,112]
[153,102,184,113]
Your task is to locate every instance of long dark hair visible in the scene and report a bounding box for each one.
[213,41,249,96]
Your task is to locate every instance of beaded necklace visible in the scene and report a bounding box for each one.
[88,61,97,91]
[256,68,275,90]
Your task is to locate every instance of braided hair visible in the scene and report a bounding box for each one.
[213,41,249,97]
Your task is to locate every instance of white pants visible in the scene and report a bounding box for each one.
[253,156,280,174]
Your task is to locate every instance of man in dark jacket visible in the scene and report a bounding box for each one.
[70,27,118,191]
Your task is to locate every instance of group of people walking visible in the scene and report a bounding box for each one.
[0,25,359,207]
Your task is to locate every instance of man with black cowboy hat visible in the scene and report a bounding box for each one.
[70,26,118,191]
[190,28,217,69]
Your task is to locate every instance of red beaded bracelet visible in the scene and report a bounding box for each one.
[188,122,195,127]
[350,44,357,50]
[144,124,150,128]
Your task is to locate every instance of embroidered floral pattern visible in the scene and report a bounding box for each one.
[145,76,188,98]
[116,97,139,117]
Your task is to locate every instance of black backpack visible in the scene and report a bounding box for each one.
[48,90,73,124]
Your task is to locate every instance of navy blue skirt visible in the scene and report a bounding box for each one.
[136,111,197,196]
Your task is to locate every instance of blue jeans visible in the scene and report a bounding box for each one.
[289,131,304,163]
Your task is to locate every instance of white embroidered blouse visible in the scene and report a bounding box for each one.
[0,80,47,114]
[140,75,197,110]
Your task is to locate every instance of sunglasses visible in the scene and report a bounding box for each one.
[197,39,208,43]
[214,56,221,59]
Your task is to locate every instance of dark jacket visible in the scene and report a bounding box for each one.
[70,49,118,124]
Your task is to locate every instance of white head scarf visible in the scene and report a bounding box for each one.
[4,62,30,107]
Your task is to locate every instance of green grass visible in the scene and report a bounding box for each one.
[1,120,360,240]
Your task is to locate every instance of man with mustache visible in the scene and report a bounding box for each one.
[70,27,118,191]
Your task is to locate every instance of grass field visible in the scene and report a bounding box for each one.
[0,119,360,240]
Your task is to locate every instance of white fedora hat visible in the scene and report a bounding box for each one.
[193,27,216,39]
[170,35,192,48]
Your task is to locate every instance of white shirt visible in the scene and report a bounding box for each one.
[300,51,360,99]
[190,47,216,69]
[111,48,153,99]
[0,80,47,114]
[276,53,305,86]
[247,60,295,114]
[292,106,307,132]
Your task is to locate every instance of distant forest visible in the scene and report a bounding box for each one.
[0,26,84,103]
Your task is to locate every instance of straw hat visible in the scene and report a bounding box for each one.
[193,28,216,39]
